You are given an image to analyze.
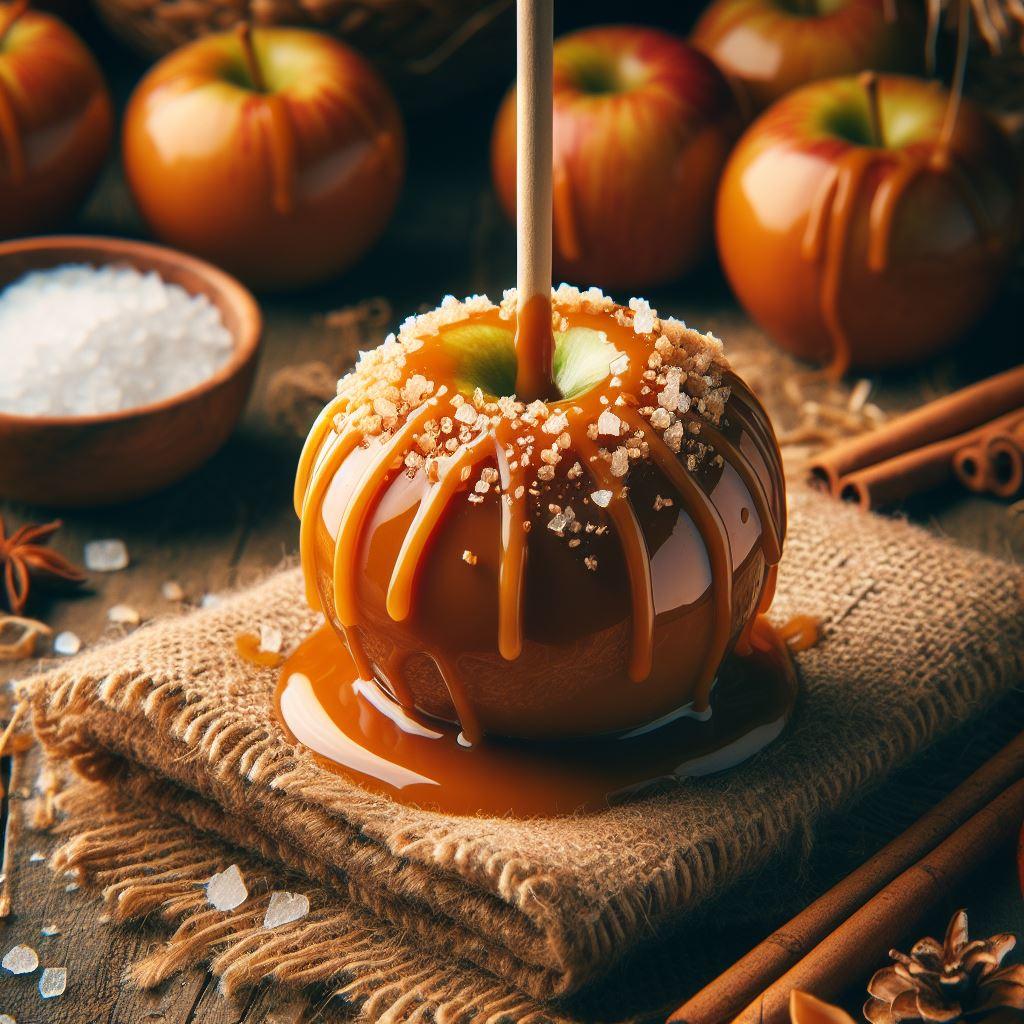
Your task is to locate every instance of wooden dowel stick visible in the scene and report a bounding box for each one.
[513,0,555,402]
[732,779,1024,1024]
[669,731,1024,1024]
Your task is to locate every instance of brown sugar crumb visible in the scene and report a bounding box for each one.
[462,550,478,566]
[584,556,598,571]
[653,495,674,511]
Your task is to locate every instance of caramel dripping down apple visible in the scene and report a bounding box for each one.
[293,293,786,746]
[804,71,993,379]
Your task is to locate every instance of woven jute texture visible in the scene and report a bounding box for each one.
[27,487,1024,1022]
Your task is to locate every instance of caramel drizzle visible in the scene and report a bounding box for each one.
[495,430,529,662]
[386,431,493,622]
[294,393,347,516]
[620,408,734,709]
[575,430,655,684]
[802,71,991,379]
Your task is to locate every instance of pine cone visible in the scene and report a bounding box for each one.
[865,910,1024,1024]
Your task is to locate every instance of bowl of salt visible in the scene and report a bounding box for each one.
[0,235,262,506]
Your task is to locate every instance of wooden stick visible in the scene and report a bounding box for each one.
[730,779,1024,1024]
[808,366,1024,493]
[669,731,1024,1024]
[513,0,555,402]
[985,424,1024,499]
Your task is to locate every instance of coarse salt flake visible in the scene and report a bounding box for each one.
[259,624,283,654]
[39,966,67,998]
[108,604,140,626]
[0,264,234,417]
[53,632,81,656]
[596,410,621,437]
[263,891,309,929]
[206,864,248,911]
[84,538,129,573]
[590,489,613,508]
[2,944,38,975]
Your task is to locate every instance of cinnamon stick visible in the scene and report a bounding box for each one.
[838,407,1024,510]
[808,366,1024,493]
[668,731,1024,1024]
[985,423,1024,499]
[729,779,1024,1024]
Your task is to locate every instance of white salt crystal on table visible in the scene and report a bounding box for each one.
[2,944,38,975]
[107,604,141,626]
[53,632,81,656]
[206,864,247,911]
[84,538,129,572]
[0,264,234,417]
[259,624,283,654]
[38,967,66,998]
[263,891,309,929]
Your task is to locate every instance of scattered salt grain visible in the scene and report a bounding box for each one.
[200,593,223,610]
[53,632,81,656]
[461,550,478,566]
[28,852,45,864]
[84,539,129,573]
[40,926,59,938]
[590,490,613,508]
[596,410,621,437]
[108,604,140,626]
[609,448,630,477]
[263,891,309,929]
[259,624,283,654]
[206,864,248,911]
[608,353,629,376]
[39,966,66,998]
[2,944,38,975]
[161,581,185,602]
[0,264,233,417]
[64,882,79,893]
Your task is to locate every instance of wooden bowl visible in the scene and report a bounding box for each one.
[0,236,262,507]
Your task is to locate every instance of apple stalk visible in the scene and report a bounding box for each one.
[235,22,267,94]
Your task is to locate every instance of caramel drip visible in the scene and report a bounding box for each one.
[495,432,528,661]
[386,432,493,622]
[332,402,439,629]
[802,147,876,379]
[736,561,779,657]
[621,408,734,708]
[685,414,782,566]
[262,95,296,216]
[298,427,364,608]
[552,159,582,262]
[514,293,555,402]
[0,74,25,187]
[431,650,484,745]
[575,431,655,683]
[380,646,415,708]
[294,394,347,516]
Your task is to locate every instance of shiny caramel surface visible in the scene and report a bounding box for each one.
[294,292,786,742]
[275,618,798,816]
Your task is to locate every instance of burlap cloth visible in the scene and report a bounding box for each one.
[25,487,1024,1023]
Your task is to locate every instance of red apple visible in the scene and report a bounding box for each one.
[491,25,741,291]
[124,26,405,291]
[0,2,113,238]
[692,0,920,115]
[716,74,1022,373]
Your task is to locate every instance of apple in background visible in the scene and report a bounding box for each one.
[491,26,741,291]
[716,74,1021,372]
[0,2,113,238]
[124,26,405,291]
[692,0,919,115]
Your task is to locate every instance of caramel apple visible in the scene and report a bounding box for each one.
[292,287,786,743]
[716,73,1021,375]
[0,3,114,238]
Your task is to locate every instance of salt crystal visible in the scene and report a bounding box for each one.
[200,593,222,609]
[596,410,621,437]
[609,448,630,477]
[64,882,78,893]
[541,411,568,435]
[162,581,185,602]
[108,604,140,626]
[206,864,247,911]
[84,539,128,573]
[628,297,657,334]
[547,513,568,537]
[53,632,81,656]
[28,852,45,863]
[0,264,233,418]
[39,966,66,998]
[40,926,59,937]
[454,403,477,425]
[590,490,613,508]
[608,353,629,376]
[263,891,310,929]
[259,624,283,654]
[2,944,38,974]
[649,407,671,430]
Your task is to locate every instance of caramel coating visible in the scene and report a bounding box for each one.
[297,288,785,741]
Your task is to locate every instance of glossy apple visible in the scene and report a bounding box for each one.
[692,0,919,115]
[124,26,404,291]
[716,74,1021,372]
[0,3,113,238]
[491,25,741,291]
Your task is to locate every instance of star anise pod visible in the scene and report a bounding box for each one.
[865,910,1024,1024]
[0,516,86,615]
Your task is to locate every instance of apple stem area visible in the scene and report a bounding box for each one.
[235,22,267,94]
[859,71,885,149]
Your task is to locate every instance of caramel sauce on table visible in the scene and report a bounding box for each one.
[281,298,796,815]
[275,616,798,817]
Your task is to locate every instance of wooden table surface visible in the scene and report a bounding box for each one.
[1,21,1023,1024]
